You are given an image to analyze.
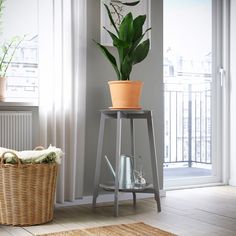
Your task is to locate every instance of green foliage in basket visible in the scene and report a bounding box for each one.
[3,153,59,164]
[4,154,18,164]
[23,152,58,164]
[0,147,63,165]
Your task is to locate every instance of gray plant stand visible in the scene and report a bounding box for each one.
[92,109,161,217]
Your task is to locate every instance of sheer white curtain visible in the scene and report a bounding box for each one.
[38,0,86,202]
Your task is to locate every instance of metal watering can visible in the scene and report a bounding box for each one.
[104,155,135,189]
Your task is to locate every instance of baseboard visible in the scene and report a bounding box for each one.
[56,190,166,207]
[164,182,226,191]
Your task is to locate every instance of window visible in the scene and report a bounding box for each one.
[1,0,38,102]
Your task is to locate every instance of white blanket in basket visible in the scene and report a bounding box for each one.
[0,145,63,164]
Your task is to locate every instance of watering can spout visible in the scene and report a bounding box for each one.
[104,155,116,178]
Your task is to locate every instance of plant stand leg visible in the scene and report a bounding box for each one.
[146,111,161,212]
[93,113,106,209]
[114,111,122,217]
[130,118,136,206]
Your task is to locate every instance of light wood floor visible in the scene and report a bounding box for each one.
[0,186,236,236]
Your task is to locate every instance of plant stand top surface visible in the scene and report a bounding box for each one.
[100,109,154,119]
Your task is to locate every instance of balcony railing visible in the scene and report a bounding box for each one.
[164,79,212,167]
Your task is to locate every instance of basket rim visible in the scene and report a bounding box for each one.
[0,162,58,168]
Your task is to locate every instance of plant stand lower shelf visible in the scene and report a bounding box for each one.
[100,183,154,192]
[92,109,161,217]
[99,183,155,207]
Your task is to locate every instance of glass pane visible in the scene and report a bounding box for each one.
[1,0,38,102]
[163,0,212,180]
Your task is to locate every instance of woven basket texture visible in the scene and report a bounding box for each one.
[0,159,58,226]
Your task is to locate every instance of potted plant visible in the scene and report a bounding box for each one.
[0,0,23,101]
[0,37,23,101]
[94,0,151,109]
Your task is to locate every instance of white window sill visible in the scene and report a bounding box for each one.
[0,99,38,107]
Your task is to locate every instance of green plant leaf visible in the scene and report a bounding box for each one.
[128,27,151,54]
[103,27,129,48]
[121,1,140,6]
[132,39,150,65]
[95,2,151,81]
[119,12,134,42]
[1,44,7,53]
[1,36,25,77]
[121,55,132,80]
[133,15,146,42]
[104,3,119,35]
[93,40,120,80]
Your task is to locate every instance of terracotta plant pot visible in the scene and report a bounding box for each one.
[0,77,6,101]
[108,80,143,109]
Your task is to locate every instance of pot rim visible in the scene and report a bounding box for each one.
[108,80,143,85]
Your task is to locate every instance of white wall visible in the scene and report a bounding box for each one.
[229,0,236,185]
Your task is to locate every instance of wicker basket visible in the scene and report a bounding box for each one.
[0,151,58,226]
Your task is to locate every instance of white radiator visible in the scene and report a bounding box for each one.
[0,111,32,150]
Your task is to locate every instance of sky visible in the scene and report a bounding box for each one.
[164,0,212,59]
[1,0,37,41]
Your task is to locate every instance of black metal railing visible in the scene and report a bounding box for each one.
[164,80,212,167]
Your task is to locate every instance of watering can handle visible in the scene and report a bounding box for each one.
[104,155,116,178]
